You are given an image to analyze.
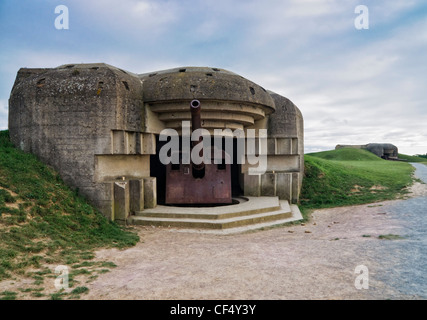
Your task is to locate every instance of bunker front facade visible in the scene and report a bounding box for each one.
[8,63,304,222]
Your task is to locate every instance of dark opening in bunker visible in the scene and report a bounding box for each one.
[150,135,243,206]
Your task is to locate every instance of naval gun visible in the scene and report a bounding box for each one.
[165,100,232,205]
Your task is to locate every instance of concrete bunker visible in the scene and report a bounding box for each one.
[8,64,304,229]
[335,143,399,160]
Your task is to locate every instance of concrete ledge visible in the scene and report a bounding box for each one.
[131,209,292,229]
[129,197,303,234]
[134,197,280,219]
[171,201,303,235]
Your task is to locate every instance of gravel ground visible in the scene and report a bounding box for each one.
[3,166,425,300]
[82,165,427,300]
[375,163,427,298]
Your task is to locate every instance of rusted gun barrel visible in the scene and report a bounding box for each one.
[190,99,205,176]
[190,99,202,133]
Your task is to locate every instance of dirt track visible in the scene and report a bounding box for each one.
[82,183,427,300]
[2,184,424,300]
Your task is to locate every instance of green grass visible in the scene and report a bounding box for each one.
[0,189,16,206]
[300,148,415,210]
[0,290,17,300]
[378,234,405,240]
[0,130,139,283]
[308,147,383,162]
[397,153,427,163]
[71,286,89,295]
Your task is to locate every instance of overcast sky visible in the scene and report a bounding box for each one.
[1,0,426,155]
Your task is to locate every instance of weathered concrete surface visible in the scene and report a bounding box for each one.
[8,63,145,218]
[141,67,275,113]
[8,64,304,221]
[365,143,399,160]
[264,92,304,203]
[129,197,303,233]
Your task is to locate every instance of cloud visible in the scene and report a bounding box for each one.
[236,7,427,155]
[0,0,426,155]
[0,100,8,130]
[71,0,180,38]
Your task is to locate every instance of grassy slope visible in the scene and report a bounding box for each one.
[300,148,415,209]
[308,147,382,161]
[0,130,139,284]
[397,153,427,163]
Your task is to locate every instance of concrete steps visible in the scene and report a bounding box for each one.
[129,197,303,234]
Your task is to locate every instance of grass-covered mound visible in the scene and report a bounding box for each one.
[0,130,139,283]
[397,153,427,163]
[301,148,415,209]
[308,147,383,162]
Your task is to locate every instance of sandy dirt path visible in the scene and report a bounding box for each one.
[82,182,427,300]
